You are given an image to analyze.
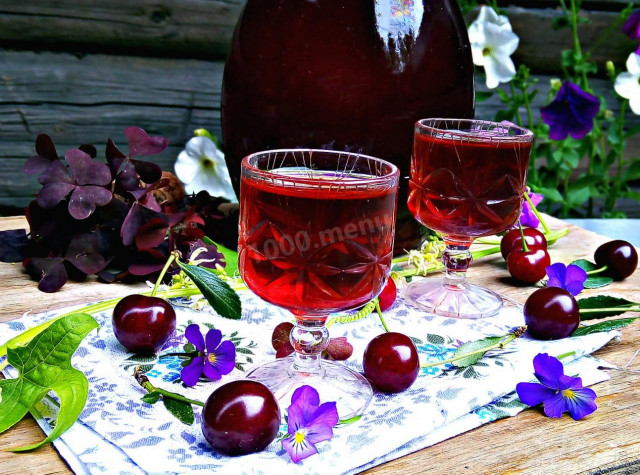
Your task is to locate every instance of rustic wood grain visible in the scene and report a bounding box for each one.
[1,215,639,474]
[0,0,245,59]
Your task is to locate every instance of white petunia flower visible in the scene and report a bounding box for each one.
[468,6,520,89]
[614,53,640,115]
[175,136,238,203]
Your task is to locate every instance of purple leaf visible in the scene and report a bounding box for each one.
[105,138,129,177]
[37,182,75,208]
[121,203,169,248]
[68,186,113,220]
[66,149,112,186]
[65,233,108,274]
[124,127,169,157]
[24,155,54,176]
[38,160,73,186]
[131,158,162,184]
[79,144,98,158]
[0,229,29,262]
[25,257,68,292]
[128,248,167,276]
[24,134,60,175]
[136,217,171,249]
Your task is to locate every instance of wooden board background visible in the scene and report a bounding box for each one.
[1,0,639,214]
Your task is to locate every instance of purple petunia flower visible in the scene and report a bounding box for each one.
[516,353,597,420]
[520,191,544,228]
[623,10,640,54]
[282,385,339,463]
[546,262,588,296]
[180,324,236,387]
[540,81,600,141]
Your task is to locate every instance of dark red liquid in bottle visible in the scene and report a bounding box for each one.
[239,170,397,317]
[222,0,475,251]
[408,131,532,241]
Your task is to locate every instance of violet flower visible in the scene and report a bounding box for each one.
[282,385,339,463]
[180,324,236,387]
[623,10,640,54]
[516,353,597,420]
[520,191,544,228]
[546,262,588,296]
[540,81,600,140]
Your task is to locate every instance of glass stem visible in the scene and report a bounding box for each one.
[290,317,329,375]
[442,241,473,289]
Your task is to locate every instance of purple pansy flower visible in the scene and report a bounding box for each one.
[516,353,597,420]
[540,81,600,140]
[282,385,339,463]
[520,191,544,228]
[180,324,236,387]
[546,262,588,296]
[623,10,640,54]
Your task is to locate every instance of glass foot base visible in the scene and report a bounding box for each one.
[404,278,503,319]
[245,356,373,420]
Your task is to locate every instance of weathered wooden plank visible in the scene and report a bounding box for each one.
[0,0,245,59]
[0,1,636,67]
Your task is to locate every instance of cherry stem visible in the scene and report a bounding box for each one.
[586,265,608,276]
[524,191,551,235]
[151,252,179,297]
[374,298,390,333]
[517,219,530,253]
[134,366,204,407]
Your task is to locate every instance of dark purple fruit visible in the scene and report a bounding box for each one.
[201,380,281,456]
[523,287,580,340]
[112,294,176,353]
[506,248,551,284]
[500,228,548,260]
[363,332,419,393]
[594,240,638,280]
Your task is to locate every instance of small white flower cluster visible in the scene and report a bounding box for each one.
[615,53,640,115]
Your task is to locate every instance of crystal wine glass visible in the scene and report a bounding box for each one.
[239,149,399,418]
[406,119,533,319]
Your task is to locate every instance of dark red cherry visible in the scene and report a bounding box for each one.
[500,228,548,260]
[201,380,281,456]
[112,294,176,353]
[594,240,638,281]
[506,248,551,284]
[523,287,580,340]
[363,332,419,393]
[378,277,397,311]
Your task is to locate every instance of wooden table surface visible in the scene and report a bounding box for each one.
[1,215,639,475]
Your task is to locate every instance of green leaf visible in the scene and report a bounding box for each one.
[572,318,637,336]
[142,392,161,404]
[537,187,564,203]
[338,414,362,426]
[452,336,503,368]
[178,261,242,320]
[163,397,195,425]
[202,236,239,277]
[623,160,640,182]
[578,295,637,320]
[571,259,613,289]
[475,91,494,103]
[0,313,99,451]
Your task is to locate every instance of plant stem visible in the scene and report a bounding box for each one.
[134,366,204,407]
[524,191,551,234]
[375,299,390,333]
[421,329,523,369]
[581,307,640,314]
[585,266,608,276]
[151,252,178,297]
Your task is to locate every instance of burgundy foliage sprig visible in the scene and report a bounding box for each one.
[0,128,238,292]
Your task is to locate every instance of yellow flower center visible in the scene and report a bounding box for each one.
[208,353,217,364]
[294,431,306,444]
[202,157,215,170]
[562,389,575,399]
[482,47,492,57]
